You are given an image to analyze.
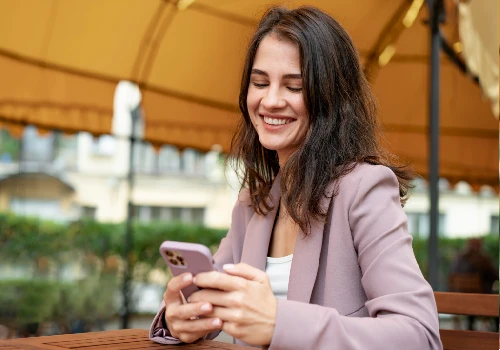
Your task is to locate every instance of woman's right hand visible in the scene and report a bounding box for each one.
[163,272,222,343]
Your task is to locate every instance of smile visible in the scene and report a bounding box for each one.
[262,116,293,125]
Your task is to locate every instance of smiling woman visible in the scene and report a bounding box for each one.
[150,6,443,350]
[247,35,309,164]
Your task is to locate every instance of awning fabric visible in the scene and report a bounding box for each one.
[458,0,499,119]
[0,0,498,190]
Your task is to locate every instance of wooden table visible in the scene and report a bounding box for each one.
[0,329,253,349]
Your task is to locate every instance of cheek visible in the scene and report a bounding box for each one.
[293,98,308,115]
[246,91,258,110]
[247,94,260,125]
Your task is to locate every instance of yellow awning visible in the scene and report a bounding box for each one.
[0,0,497,189]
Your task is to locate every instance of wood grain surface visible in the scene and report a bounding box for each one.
[0,329,252,349]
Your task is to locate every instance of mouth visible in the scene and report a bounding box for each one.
[260,114,295,126]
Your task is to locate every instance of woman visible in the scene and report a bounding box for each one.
[150,6,442,349]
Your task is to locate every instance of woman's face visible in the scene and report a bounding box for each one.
[247,33,309,164]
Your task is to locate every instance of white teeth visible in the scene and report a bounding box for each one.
[263,116,290,125]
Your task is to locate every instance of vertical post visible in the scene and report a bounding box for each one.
[121,106,139,328]
[18,127,24,172]
[427,0,441,290]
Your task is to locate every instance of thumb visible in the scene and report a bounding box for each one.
[164,273,193,305]
[223,263,267,282]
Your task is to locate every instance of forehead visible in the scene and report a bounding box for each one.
[252,34,301,71]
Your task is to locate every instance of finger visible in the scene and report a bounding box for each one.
[170,317,222,336]
[164,273,193,304]
[208,306,241,323]
[223,263,267,282]
[167,302,214,320]
[176,332,206,345]
[194,271,246,292]
[188,289,231,307]
[221,321,242,340]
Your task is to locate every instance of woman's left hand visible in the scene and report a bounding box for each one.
[188,263,277,346]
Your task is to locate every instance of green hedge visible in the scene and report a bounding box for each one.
[0,212,498,283]
[0,280,60,325]
[0,212,497,327]
[0,213,226,269]
[0,277,118,331]
[0,213,228,328]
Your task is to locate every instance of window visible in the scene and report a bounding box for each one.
[9,197,65,221]
[81,206,96,220]
[406,212,446,238]
[490,215,499,235]
[54,133,78,170]
[171,207,183,221]
[150,206,162,220]
[131,144,206,175]
[132,205,205,224]
[21,126,55,163]
[192,208,205,223]
[158,145,180,173]
[132,142,156,173]
[181,149,205,175]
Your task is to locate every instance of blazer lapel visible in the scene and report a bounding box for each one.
[287,218,324,303]
[240,173,281,271]
[287,183,336,303]
[239,174,335,304]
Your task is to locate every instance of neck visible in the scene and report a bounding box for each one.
[277,150,292,167]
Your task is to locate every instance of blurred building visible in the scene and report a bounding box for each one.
[0,125,497,238]
[0,127,238,228]
[404,179,498,238]
[0,82,240,229]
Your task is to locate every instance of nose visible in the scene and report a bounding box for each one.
[261,86,286,110]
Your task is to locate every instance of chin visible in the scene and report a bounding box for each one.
[261,145,279,151]
[258,140,281,151]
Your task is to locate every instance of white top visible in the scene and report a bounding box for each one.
[265,254,293,299]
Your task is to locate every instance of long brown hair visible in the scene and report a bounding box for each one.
[228,6,415,234]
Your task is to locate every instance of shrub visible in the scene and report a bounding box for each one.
[0,212,497,322]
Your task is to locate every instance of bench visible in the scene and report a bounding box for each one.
[434,292,498,350]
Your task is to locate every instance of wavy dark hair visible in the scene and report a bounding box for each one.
[228,6,415,234]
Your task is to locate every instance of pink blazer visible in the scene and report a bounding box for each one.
[150,163,443,349]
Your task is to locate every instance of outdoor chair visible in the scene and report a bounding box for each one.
[448,273,483,294]
[434,291,498,350]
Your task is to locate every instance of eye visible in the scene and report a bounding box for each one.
[287,86,302,92]
[252,82,268,88]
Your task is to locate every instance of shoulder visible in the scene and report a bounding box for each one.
[333,162,399,201]
[231,188,255,223]
[235,188,252,210]
[237,187,251,203]
[343,162,397,183]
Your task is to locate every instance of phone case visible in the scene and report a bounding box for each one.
[159,241,215,300]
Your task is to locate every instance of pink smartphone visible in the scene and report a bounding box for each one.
[159,241,215,300]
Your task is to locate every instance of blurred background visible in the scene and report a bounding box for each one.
[0,0,498,340]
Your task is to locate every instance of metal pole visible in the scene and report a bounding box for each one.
[121,106,139,328]
[427,0,441,290]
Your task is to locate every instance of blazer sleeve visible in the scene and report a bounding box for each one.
[268,166,442,350]
[149,193,246,344]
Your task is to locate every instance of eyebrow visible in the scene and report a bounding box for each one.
[251,69,302,79]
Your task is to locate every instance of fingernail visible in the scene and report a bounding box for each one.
[212,318,220,327]
[192,276,197,284]
[223,264,234,270]
[183,274,192,282]
[200,303,211,311]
